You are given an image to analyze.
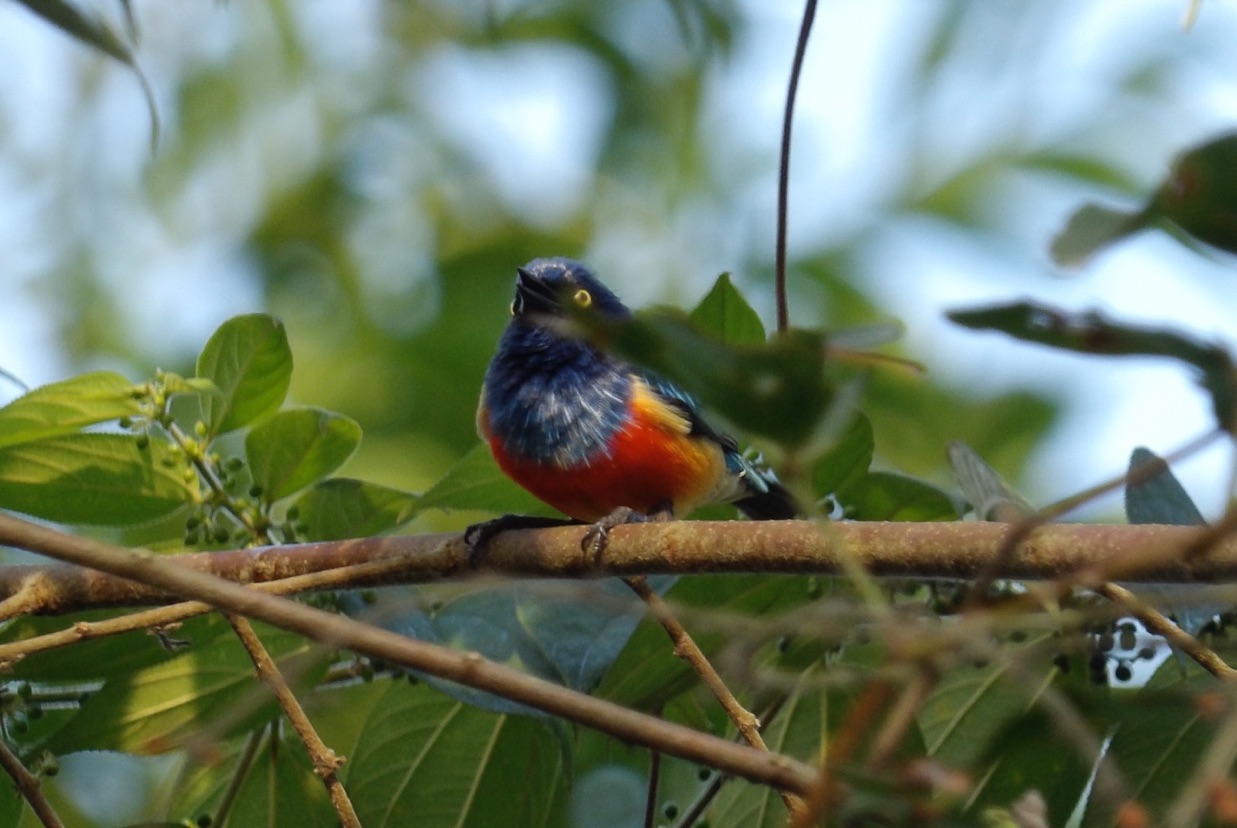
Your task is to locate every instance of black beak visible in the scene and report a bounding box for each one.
[512,267,563,316]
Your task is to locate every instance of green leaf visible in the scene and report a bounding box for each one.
[245,407,362,502]
[160,373,220,399]
[1124,448,1216,634]
[0,433,194,525]
[836,471,959,521]
[14,0,135,65]
[597,575,825,710]
[921,632,1056,769]
[709,675,828,827]
[922,634,1095,820]
[688,273,766,345]
[45,624,326,755]
[169,727,337,828]
[707,663,920,827]
[1080,661,1229,827]
[292,478,418,541]
[1151,131,1237,254]
[342,577,657,716]
[947,441,1034,521]
[812,412,874,495]
[594,310,833,447]
[947,301,1237,433]
[12,0,160,151]
[1050,133,1237,267]
[169,684,391,823]
[0,371,143,450]
[1022,150,1141,192]
[414,444,559,517]
[0,772,18,827]
[196,314,292,436]
[1050,202,1147,268]
[0,613,232,683]
[345,680,567,827]
[974,707,1095,823]
[1125,447,1205,527]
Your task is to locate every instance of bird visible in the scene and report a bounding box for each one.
[474,257,796,545]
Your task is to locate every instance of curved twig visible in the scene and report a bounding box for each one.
[774,0,819,333]
[0,739,63,828]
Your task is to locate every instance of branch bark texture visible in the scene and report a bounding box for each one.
[0,512,817,797]
[0,520,1230,614]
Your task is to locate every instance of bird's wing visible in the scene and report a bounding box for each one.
[633,372,740,452]
[633,371,786,506]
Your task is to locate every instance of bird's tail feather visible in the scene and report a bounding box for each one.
[735,477,799,520]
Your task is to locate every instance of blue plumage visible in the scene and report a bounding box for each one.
[482,324,631,466]
[479,257,797,521]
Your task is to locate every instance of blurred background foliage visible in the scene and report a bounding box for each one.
[6,0,1237,521]
[5,1,1237,825]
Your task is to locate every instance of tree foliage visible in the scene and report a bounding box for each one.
[3,1,1237,827]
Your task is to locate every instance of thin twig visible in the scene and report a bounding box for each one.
[172,420,359,822]
[793,679,895,828]
[644,736,661,828]
[0,511,817,796]
[864,668,937,771]
[225,614,359,827]
[1094,582,1237,681]
[993,641,1133,819]
[670,695,789,828]
[621,575,804,819]
[167,421,269,542]
[0,739,63,828]
[0,581,44,622]
[623,577,765,747]
[774,0,818,333]
[963,429,1222,608]
[214,727,263,828]
[672,769,727,828]
[1164,685,1237,828]
[0,554,415,667]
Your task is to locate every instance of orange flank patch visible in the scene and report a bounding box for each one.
[485,380,726,522]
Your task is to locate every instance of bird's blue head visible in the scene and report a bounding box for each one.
[510,257,632,323]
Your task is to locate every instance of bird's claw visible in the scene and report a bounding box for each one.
[581,507,644,560]
[581,503,674,561]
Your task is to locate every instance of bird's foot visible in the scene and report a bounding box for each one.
[464,514,577,567]
[582,502,673,561]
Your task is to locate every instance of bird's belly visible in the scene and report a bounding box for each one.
[488,417,726,522]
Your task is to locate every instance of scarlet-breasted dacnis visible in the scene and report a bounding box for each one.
[475,257,796,537]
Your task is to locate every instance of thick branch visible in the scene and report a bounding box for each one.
[0,512,817,797]
[0,521,1233,614]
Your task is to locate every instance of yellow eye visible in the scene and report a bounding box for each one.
[573,289,592,308]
